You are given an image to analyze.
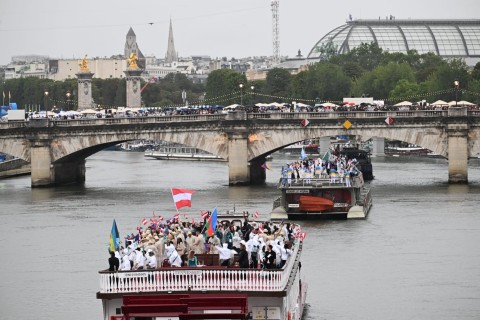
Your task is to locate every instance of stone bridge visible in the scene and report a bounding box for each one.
[1,107,479,187]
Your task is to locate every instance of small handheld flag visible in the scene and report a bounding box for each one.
[254,211,259,220]
[261,161,271,170]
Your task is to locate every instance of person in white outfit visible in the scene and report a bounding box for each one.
[146,250,157,269]
[216,243,232,266]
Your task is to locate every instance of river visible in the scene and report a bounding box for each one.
[0,152,479,320]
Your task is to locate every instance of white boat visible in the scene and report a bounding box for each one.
[97,222,307,320]
[145,146,226,162]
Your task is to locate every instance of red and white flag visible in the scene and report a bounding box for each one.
[300,232,307,241]
[141,218,148,225]
[301,119,310,127]
[254,211,259,220]
[385,117,394,125]
[171,188,195,210]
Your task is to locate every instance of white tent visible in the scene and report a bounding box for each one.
[458,100,475,106]
[320,102,339,107]
[296,102,311,107]
[80,108,99,114]
[394,101,412,107]
[431,100,449,106]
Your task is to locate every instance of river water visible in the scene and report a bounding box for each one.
[1,151,480,320]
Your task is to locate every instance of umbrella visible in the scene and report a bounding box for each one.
[394,101,412,107]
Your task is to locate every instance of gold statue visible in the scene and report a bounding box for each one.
[79,54,90,72]
[127,52,139,69]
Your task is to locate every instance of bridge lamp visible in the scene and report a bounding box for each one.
[66,91,72,110]
[44,89,49,113]
[454,80,460,107]
[250,85,255,104]
[239,83,244,106]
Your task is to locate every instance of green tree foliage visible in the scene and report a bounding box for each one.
[354,62,416,99]
[389,79,420,101]
[304,62,352,101]
[206,69,246,105]
[265,68,292,101]
[421,59,469,102]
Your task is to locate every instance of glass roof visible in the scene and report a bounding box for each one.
[308,19,480,60]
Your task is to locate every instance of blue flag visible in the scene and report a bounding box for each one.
[301,147,308,160]
[109,219,120,253]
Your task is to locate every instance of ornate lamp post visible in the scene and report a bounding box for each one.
[239,83,244,106]
[250,85,255,104]
[454,80,460,107]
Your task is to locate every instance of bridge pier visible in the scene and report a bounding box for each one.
[249,157,267,185]
[447,108,469,183]
[319,137,330,156]
[372,137,385,156]
[227,131,250,185]
[30,139,86,187]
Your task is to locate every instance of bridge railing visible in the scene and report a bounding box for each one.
[2,110,478,130]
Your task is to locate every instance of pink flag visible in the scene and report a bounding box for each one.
[141,218,148,225]
[171,188,195,210]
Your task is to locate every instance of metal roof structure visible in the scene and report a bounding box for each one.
[307,19,480,66]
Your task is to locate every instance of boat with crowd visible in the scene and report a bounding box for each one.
[98,217,307,320]
[273,171,372,220]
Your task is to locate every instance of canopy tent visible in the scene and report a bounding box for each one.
[80,108,99,114]
[295,102,311,107]
[449,100,475,106]
[320,102,339,108]
[394,101,413,107]
[431,100,449,106]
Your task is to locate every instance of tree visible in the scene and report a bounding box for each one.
[354,62,416,99]
[389,79,420,101]
[421,59,469,102]
[265,68,292,101]
[304,62,352,101]
[206,69,246,105]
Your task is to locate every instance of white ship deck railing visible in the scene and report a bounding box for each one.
[99,242,302,294]
[277,176,363,189]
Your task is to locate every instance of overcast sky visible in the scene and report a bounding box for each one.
[0,0,478,65]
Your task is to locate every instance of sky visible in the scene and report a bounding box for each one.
[0,0,479,65]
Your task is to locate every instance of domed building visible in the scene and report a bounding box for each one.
[307,19,480,66]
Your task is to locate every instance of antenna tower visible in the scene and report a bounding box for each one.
[271,0,280,65]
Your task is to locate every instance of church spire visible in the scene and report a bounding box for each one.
[165,18,178,63]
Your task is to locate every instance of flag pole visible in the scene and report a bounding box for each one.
[170,187,180,214]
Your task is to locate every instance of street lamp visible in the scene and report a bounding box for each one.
[250,85,255,104]
[239,83,244,106]
[454,80,460,107]
[66,91,71,110]
[44,89,49,116]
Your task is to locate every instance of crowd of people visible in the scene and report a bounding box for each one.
[280,149,361,187]
[108,217,302,272]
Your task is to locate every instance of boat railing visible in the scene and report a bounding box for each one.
[277,175,363,189]
[99,242,303,294]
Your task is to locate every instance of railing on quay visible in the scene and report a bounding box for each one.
[99,241,302,294]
